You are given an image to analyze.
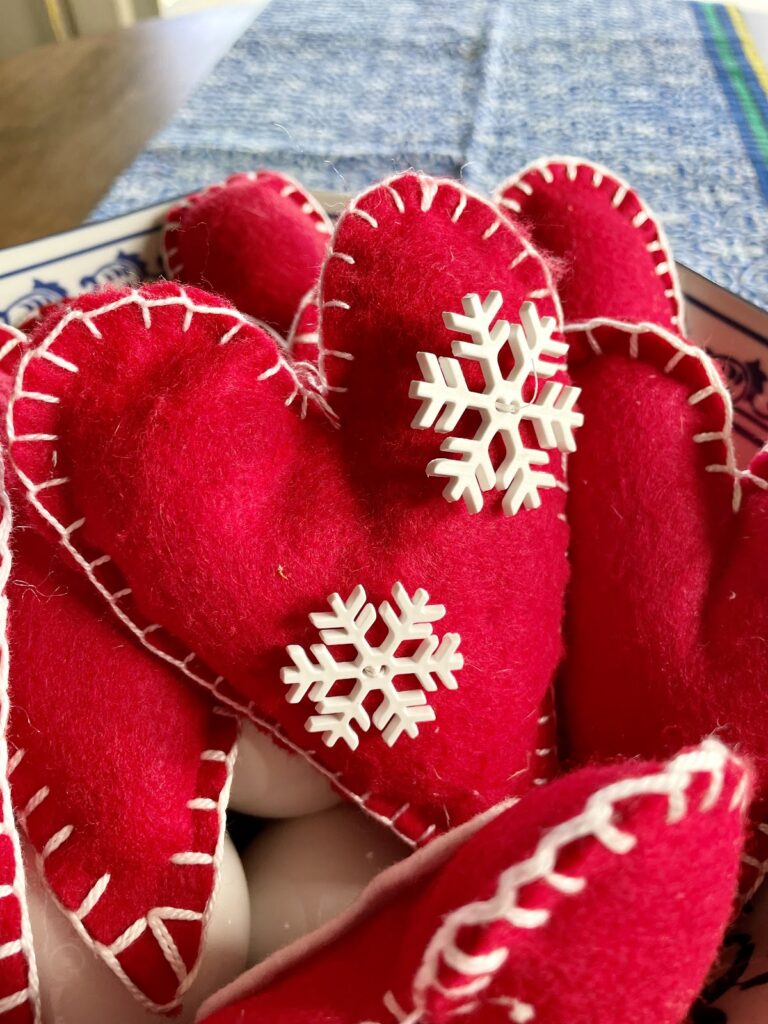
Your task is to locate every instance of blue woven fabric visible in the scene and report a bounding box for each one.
[92,0,768,307]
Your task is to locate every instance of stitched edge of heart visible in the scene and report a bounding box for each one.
[285,286,326,395]
[565,314,768,899]
[2,324,247,1012]
[564,315,768,510]
[396,738,749,1024]
[494,155,685,334]
[9,171,566,847]
[0,451,40,1023]
[287,287,319,348]
[315,170,565,393]
[9,715,238,1014]
[161,169,333,281]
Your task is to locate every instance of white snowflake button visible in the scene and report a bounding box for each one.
[281,582,462,750]
[410,291,583,515]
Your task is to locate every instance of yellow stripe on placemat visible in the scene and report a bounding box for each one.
[728,5,768,100]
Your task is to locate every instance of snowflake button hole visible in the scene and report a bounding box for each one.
[409,291,583,515]
[281,582,463,750]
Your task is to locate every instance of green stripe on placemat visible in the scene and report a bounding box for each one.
[695,2,768,198]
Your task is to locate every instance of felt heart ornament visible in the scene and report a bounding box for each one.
[496,156,768,899]
[495,156,685,333]
[8,170,579,845]
[0,448,39,1024]
[162,170,332,337]
[200,738,750,1024]
[6,521,238,1014]
[0,354,237,1013]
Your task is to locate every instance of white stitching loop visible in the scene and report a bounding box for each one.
[406,739,744,1021]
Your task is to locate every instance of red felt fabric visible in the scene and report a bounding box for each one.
[0,364,37,1024]
[7,525,237,1011]
[0,617,35,1016]
[0,354,237,1011]
[201,741,749,1024]
[9,172,575,844]
[565,327,768,894]
[163,170,332,336]
[0,826,35,1024]
[497,156,768,897]
[495,158,682,330]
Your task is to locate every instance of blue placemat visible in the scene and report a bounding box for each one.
[92,0,768,307]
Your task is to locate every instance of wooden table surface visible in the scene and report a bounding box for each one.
[0,8,256,250]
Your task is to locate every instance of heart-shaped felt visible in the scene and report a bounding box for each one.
[7,524,237,1013]
[8,172,578,845]
[497,156,768,898]
[496,156,685,332]
[200,739,750,1024]
[0,354,237,1011]
[162,170,332,337]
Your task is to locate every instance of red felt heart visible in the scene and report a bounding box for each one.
[495,157,684,332]
[8,172,578,845]
[200,739,750,1024]
[162,170,332,337]
[7,523,237,1013]
[497,156,768,899]
[0,351,237,1011]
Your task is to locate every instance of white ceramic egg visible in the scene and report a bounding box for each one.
[24,834,250,1024]
[229,722,341,817]
[242,803,407,964]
